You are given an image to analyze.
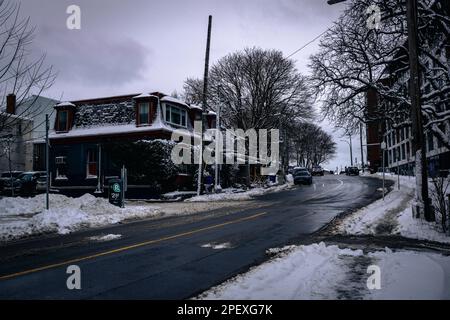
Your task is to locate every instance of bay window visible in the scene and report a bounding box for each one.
[165,104,187,127]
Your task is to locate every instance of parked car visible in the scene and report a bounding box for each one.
[0,171,23,193]
[3,171,45,196]
[36,175,48,193]
[346,167,360,176]
[293,170,313,185]
[293,167,309,174]
[311,166,324,176]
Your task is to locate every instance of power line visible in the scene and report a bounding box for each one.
[286,29,329,59]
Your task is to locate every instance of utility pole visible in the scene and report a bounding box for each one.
[214,95,221,192]
[45,114,49,210]
[406,0,432,221]
[360,123,364,172]
[197,15,212,196]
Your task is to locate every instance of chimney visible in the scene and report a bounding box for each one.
[6,94,16,114]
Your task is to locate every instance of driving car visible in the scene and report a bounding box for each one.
[311,166,324,176]
[346,167,360,176]
[293,170,313,185]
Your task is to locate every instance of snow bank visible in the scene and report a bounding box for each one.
[338,174,450,243]
[199,243,450,300]
[367,248,450,299]
[199,242,363,300]
[0,194,159,241]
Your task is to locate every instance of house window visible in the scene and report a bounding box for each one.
[55,155,68,180]
[401,144,406,160]
[86,148,97,178]
[165,104,187,127]
[138,102,150,125]
[57,110,68,131]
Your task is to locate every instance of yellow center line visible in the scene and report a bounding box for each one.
[0,212,267,281]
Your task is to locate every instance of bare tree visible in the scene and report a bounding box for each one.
[184,47,314,130]
[289,122,337,168]
[310,0,449,146]
[0,0,56,133]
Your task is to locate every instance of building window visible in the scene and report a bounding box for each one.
[138,102,150,125]
[401,144,406,160]
[57,110,68,131]
[55,155,68,180]
[86,148,97,178]
[406,143,410,158]
[165,104,187,127]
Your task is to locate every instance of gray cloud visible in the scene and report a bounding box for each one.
[35,27,151,86]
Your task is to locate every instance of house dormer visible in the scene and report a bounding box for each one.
[160,96,190,128]
[133,93,158,126]
[54,102,75,132]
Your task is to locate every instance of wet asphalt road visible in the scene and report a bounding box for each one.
[0,175,383,299]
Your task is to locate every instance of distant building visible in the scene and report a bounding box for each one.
[0,94,34,172]
[15,95,59,171]
[366,45,450,176]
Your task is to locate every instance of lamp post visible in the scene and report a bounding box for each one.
[341,134,353,167]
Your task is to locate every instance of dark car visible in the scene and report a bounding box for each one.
[311,166,324,176]
[3,171,45,196]
[293,170,313,185]
[346,167,360,176]
[0,171,23,193]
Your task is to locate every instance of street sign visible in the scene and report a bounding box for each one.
[108,178,123,207]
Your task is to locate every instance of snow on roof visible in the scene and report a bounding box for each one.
[160,96,189,107]
[189,104,203,111]
[49,122,174,139]
[56,102,75,107]
[132,93,154,99]
[0,111,32,121]
[207,110,217,115]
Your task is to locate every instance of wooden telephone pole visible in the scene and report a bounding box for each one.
[197,15,212,196]
[406,0,432,221]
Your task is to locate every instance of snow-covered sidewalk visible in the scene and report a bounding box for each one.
[337,174,450,244]
[199,242,450,300]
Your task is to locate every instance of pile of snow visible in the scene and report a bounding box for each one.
[199,242,450,300]
[201,242,233,250]
[87,234,122,242]
[338,174,450,243]
[186,183,292,202]
[0,194,159,241]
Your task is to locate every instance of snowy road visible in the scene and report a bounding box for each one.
[0,175,385,299]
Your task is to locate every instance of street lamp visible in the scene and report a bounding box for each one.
[340,134,353,167]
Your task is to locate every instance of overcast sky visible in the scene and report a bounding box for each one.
[19,0,362,170]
